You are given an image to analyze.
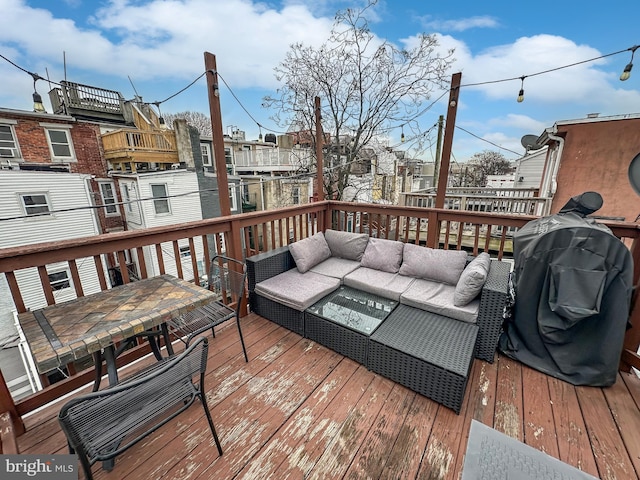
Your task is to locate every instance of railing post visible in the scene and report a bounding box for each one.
[621,237,640,372]
[426,210,440,248]
[0,369,25,437]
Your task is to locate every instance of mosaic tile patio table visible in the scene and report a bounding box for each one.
[17,274,215,389]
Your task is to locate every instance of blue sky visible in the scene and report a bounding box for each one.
[1,0,639,162]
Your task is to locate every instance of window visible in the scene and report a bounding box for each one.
[179,245,191,258]
[42,125,75,161]
[48,270,71,291]
[99,182,119,216]
[292,186,300,205]
[0,122,20,158]
[21,193,51,216]
[151,183,170,214]
[229,185,238,212]
[201,143,212,166]
[224,147,232,165]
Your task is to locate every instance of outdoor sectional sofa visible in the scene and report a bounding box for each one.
[247,229,511,413]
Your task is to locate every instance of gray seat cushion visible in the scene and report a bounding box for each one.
[309,257,361,282]
[255,269,340,311]
[344,267,415,301]
[400,278,480,324]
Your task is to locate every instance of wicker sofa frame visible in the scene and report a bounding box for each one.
[247,244,510,364]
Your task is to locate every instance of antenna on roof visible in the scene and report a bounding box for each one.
[128,75,141,101]
[521,134,542,152]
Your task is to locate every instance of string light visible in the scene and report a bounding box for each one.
[516,76,525,103]
[400,125,405,142]
[620,45,638,81]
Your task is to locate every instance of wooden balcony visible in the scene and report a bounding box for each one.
[101,129,179,168]
[15,312,640,479]
[1,201,639,478]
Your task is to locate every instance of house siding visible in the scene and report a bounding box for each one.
[0,170,105,322]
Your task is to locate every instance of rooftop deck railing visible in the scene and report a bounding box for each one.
[0,201,638,435]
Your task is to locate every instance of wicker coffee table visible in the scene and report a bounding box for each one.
[368,304,478,414]
[305,286,398,365]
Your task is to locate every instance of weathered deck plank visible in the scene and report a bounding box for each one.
[577,383,637,479]
[548,375,600,477]
[13,313,640,480]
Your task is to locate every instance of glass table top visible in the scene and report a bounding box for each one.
[306,286,398,335]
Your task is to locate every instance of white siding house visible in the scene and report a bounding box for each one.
[113,170,207,281]
[0,170,105,316]
[0,170,106,396]
[514,147,547,189]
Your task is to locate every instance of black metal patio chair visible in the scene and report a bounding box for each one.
[58,337,222,480]
[167,255,249,362]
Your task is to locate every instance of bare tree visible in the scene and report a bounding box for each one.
[163,111,212,137]
[467,150,513,187]
[263,0,454,200]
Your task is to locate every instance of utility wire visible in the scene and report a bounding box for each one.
[455,125,522,156]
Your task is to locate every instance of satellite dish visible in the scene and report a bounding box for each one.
[629,152,640,196]
[521,134,542,151]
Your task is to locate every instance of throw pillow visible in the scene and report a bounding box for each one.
[360,238,404,273]
[399,243,468,285]
[454,252,491,306]
[324,229,369,261]
[289,232,332,273]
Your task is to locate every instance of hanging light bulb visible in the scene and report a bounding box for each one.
[517,76,525,103]
[620,46,637,81]
[258,126,263,142]
[30,73,46,113]
[400,125,405,143]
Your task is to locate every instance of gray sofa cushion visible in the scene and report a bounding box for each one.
[399,243,468,285]
[309,257,361,282]
[400,278,480,323]
[360,238,404,273]
[289,232,331,273]
[324,229,369,261]
[454,253,491,306]
[344,267,415,301]
[255,269,340,311]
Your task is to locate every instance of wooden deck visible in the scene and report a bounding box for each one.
[18,313,640,479]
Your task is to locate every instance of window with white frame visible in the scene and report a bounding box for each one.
[20,193,51,217]
[224,147,232,166]
[43,125,75,161]
[99,182,119,216]
[48,270,71,291]
[201,143,212,166]
[229,185,238,211]
[0,122,20,159]
[150,183,170,214]
[179,245,191,257]
[292,186,301,204]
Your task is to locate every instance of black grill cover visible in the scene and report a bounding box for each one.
[499,210,633,386]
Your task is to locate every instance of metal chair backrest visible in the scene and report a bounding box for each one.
[209,255,247,317]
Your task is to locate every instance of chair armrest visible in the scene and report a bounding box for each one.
[475,260,511,363]
[246,246,295,291]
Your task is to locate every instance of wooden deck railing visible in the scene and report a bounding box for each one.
[0,201,639,431]
[101,129,177,158]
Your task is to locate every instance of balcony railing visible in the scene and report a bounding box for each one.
[0,201,638,431]
[101,129,178,163]
[402,187,551,216]
[234,148,313,171]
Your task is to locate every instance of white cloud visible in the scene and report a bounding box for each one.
[418,15,499,33]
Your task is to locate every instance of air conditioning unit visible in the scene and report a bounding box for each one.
[0,148,16,158]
